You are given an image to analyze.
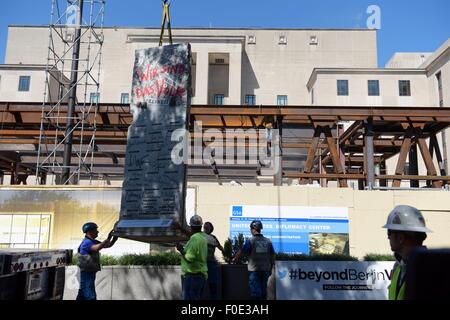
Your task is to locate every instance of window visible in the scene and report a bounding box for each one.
[368,80,380,96]
[0,214,51,249]
[121,93,129,104]
[18,76,31,92]
[245,94,256,106]
[90,92,100,103]
[399,80,411,96]
[214,94,224,105]
[247,35,256,44]
[277,95,288,106]
[337,80,349,96]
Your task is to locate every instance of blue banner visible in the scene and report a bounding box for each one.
[229,206,349,255]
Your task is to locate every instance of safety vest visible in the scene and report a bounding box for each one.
[388,265,406,300]
[76,238,101,273]
[247,235,272,272]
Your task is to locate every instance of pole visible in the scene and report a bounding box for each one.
[62,0,83,185]
[364,118,375,190]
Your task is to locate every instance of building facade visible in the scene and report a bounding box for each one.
[0,26,449,257]
[0,26,449,186]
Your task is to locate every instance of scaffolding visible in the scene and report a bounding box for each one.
[36,0,105,185]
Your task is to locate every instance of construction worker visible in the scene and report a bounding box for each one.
[232,220,275,300]
[382,205,432,300]
[203,221,224,300]
[76,222,118,300]
[176,215,208,300]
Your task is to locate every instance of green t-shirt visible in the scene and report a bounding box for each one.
[181,232,208,278]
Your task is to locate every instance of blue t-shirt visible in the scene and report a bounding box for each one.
[242,235,275,255]
[78,237,100,255]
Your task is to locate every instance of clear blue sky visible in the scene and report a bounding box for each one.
[0,0,449,67]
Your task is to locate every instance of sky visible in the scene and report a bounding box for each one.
[0,0,449,67]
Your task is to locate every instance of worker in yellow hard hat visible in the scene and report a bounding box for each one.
[382,205,432,300]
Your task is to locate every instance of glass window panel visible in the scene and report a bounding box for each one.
[10,215,26,243]
[18,76,31,91]
[39,215,51,247]
[399,80,411,96]
[277,95,288,106]
[245,94,256,105]
[90,92,100,103]
[368,80,380,96]
[0,215,12,244]
[214,94,224,105]
[25,215,42,244]
[337,80,349,96]
[121,93,129,104]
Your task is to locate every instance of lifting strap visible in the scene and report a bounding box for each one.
[159,0,173,46]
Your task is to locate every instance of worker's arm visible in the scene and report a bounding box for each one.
[212,235,224,252]
[89,240,110,252]
[172,220,191,237]
[176,242,193,263]
[232,250,242,263]
[90,230,117,252]
[232,239,251,263]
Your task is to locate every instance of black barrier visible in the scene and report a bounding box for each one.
[406,248,450,300]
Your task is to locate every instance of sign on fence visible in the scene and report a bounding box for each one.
[276,261,395,300]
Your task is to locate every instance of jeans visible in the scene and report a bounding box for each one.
[76,271,97,300]
[207,261,219,300]
[182,273,206,300]
[248,271,271,300]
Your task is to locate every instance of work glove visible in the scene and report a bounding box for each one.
[176,242,184,253]
[107,230,115,241]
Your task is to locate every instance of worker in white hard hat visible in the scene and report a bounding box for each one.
[382,205,432,300]
[175,215,208,300]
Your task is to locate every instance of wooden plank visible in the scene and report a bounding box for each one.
[303,126,322,174]
[417,137,442,188]
[430,134,447,176]
[284,172,364,179]
[393,128,413,187]
[323,126,347,187]
[379,175,450,181]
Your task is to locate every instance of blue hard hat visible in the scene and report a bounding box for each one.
[250,220,263,231]
[82,222,98,233]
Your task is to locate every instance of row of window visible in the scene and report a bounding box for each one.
[213,94,288,106]
[90,93,129,104]
[13,76,413,103]
[336,80,411,97]
[15,75,131,104]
